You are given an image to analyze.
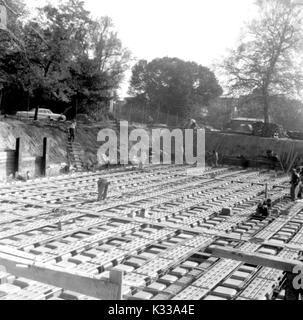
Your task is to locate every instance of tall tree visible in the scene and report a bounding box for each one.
[222,0,303,123]
[0,0,28,112]
[129,57,222,119]
[0,0,131,117]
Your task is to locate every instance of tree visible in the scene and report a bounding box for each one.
[0,0,27,112]
[67,16,131,118]
[0,0,131,117]
[128,57,223,120]
[222,0,303,123]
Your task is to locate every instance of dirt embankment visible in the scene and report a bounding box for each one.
[0,119,108,165]
[0,119,147,167]
[1,119,303,169]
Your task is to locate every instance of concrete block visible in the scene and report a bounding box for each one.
[238,265,257,274]
[139,252,157,259]
[133,291,153,300]
[148,282,167,291]
[68,255,91,265]
[223,278,244,290]
[182,261,199,268]
[152,293,171,300]
[212,286,238,299]
[203,295,228,300]
[257,247,278,256]
[176,276,194,286]
[170,267,188,277]
[125,257,146,268]
[231,271,251,281]
[160,274,179,284]
[59,290,81,300]
[112,264,135,274]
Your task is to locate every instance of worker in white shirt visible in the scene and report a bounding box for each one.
[68,120,77,142]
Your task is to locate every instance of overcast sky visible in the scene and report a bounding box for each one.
[27,0,258,96]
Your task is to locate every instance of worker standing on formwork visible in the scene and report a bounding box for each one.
[189,119,199,130]
[212,150,219,168]
[97,178,110,201]
[68,120,77,142]
[298,168,303,199]
[290,168,301,201]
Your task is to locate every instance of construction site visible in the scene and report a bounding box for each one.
[0,119,303,301]
[1,0,303,304]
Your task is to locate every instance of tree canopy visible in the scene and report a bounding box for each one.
[128,57,223,119]
[222,0,303,123]
[0,0,131,118]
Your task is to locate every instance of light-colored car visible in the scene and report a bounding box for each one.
[16,108,66,121]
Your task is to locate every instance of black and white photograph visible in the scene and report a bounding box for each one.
[0,0,303,307]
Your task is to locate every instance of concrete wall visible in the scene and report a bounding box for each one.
[0,120,116,179]
[205,132,303,160]
[0,150,15,179]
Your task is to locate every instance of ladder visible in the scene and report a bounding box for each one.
[66,137,84,172]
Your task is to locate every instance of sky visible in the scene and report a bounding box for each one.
[27,0,258,97]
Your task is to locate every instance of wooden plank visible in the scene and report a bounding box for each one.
[209,246,303,272]
[0,252,122,300]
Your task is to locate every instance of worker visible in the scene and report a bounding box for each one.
[212,150,219,167]
[256,201,266,217]
[147,115,154,125]
[15,171,30,182]
[256,199,271,218]
[138,150,148,170]
[188,119,199,130]
[68,119,77,142]
[290,168,301,201]
[97,178,110,201]
[298,168,303,199]
[266,198,272,209]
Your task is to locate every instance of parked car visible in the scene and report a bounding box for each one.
[224,117,264,134]
[203,125,220,132]
[16,108,66,121]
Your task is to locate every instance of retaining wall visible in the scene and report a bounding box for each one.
[1,120,303,179]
